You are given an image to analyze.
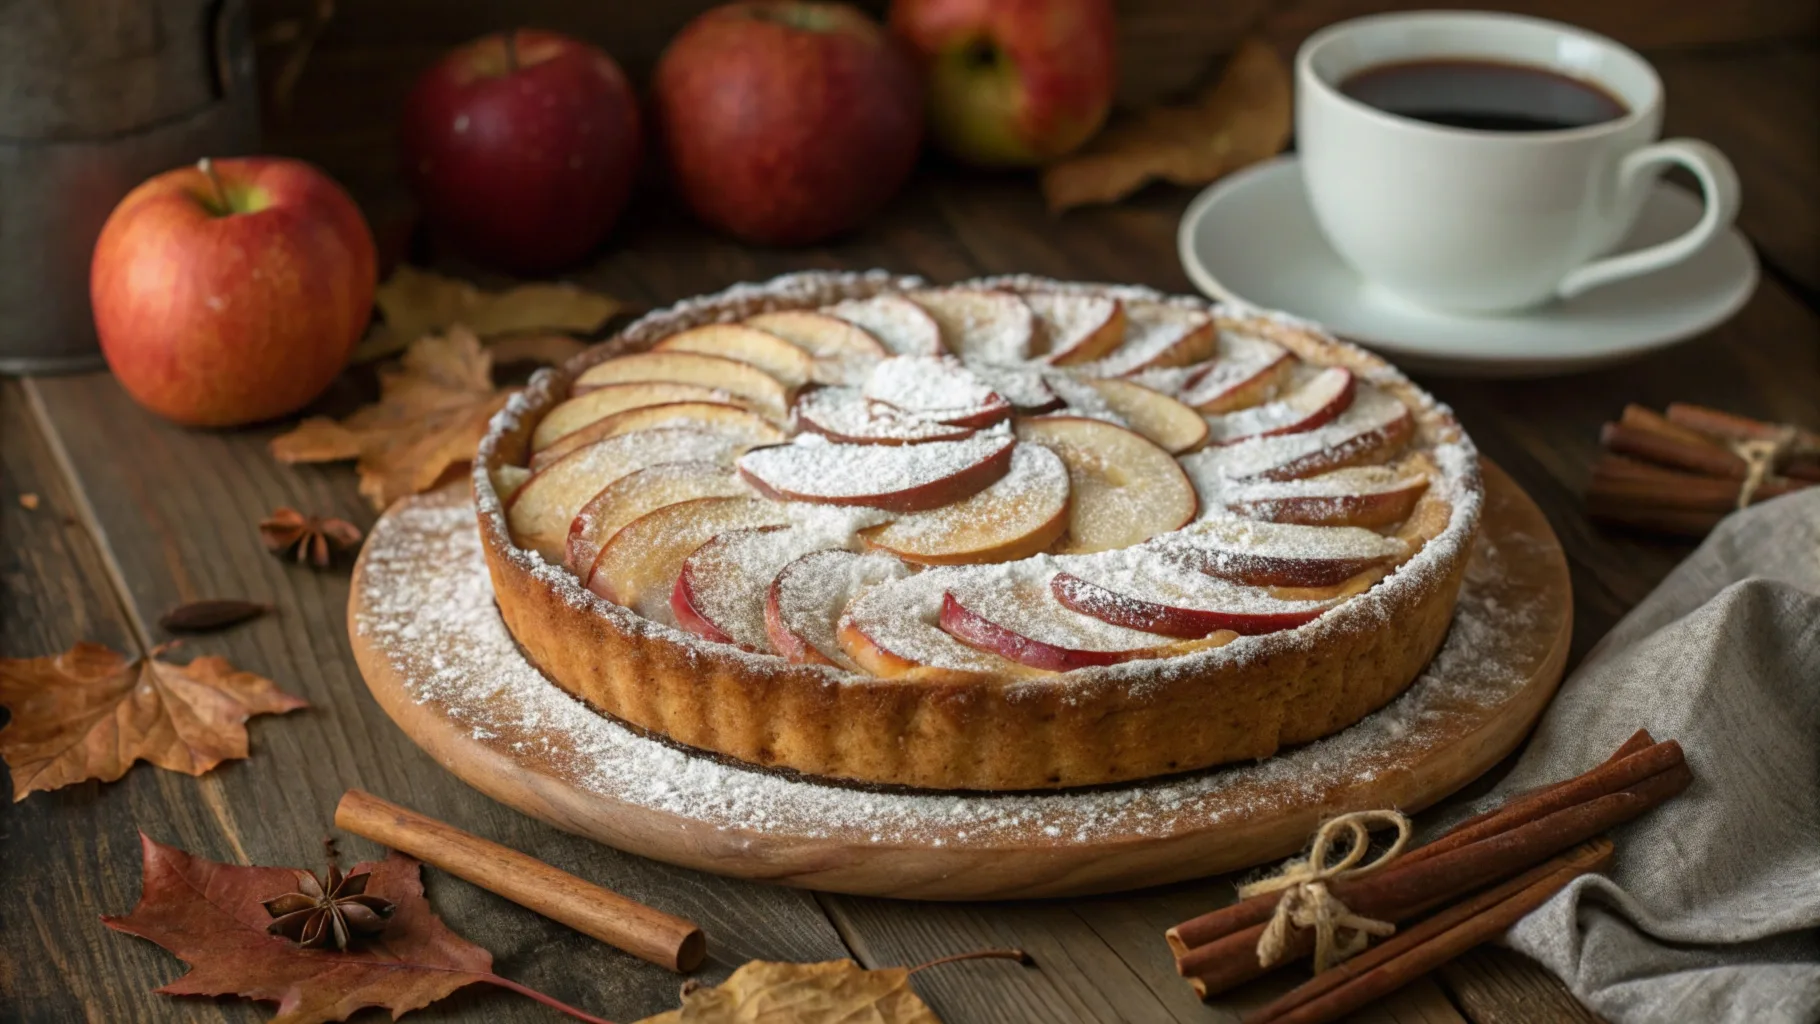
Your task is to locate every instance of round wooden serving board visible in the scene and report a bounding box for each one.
[349,461,1569,900]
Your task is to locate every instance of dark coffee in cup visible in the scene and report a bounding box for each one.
[1340,59,1628,133]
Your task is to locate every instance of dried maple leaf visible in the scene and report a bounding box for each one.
[354,265,624,363]
[103,836,609,1024]
[636,951,1031,1023]
[271,328,512,510]
[0,643,304,800]
[1041,38,1291,211]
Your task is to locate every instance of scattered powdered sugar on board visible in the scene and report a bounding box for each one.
[355,487,1543,846]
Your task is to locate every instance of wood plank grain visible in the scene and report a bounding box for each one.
[20,371,851,1022]
[1439,948,1606,1024]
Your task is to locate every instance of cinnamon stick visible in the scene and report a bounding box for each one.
[336,789,706,972]
[1620,404,1725,450]
[1589,458,1808,511]
[1585,496,1725,537]
[1420,729,1653,849]
[1664,403,1820,481]
[1165,733,1660,956]
[1178,760,1690,996]
[1244,840,1615,1024]
[1600,422,1746,478]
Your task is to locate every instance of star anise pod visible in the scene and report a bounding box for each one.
[261,864,394,950]
[259,506,362,568]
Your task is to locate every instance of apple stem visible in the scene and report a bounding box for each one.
[502,29,518,73]
[196,158,230,214]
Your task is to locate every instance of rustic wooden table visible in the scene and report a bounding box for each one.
[3,25,1815,1024]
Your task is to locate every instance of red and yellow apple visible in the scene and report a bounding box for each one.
[401,30,641,273]
[90,157,375,428]
[653,2,923,245]
[889,0,1116,166]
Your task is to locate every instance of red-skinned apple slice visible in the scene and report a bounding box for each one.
[1185,385,1415,484]
[968,363,1061,413]
[825,294,945,356]
[572,351,789,417]
[1088,300,1217,376]
[506,427,751,561]
[937,572,1188,670]
[532,401,786,467]
[564,460,747,579]
[1075,377,1208,453]
[765,549,910,668]
[1050,554,1332,637]
[672,524,856,651]
[792,385,975,445]
[1158,518,1407,588]
[908,287,1034,364]
[862,355,1010,428]
[654,323,815,388]
[1226,461,1431,528]
[737,432,1015,512]
[1179,333,1294,413]
[534,381,740,451]
[1028,291,1125,365]
[860,442,1070,564]
[744,310,887,385]
[585,496,789,621]
[1014,416,1197,554]
[836,569,1028,678]
[1206,366,1355,446]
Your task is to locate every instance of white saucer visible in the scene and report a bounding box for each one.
[1177,155,1759,376]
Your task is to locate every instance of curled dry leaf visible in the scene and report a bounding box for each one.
[0,643,305,800]
[271,329,511,510]
[635,950,1032,1023]
[1041,38,1291,211]
[355,265,624,363]
[103,836,610,1024]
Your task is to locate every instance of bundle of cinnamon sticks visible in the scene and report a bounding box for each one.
[1589,403,1819,536]
[1165,730,1691,1022]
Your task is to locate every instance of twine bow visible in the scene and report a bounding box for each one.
[1238,809,1412,972]
[1730,427,1800,510]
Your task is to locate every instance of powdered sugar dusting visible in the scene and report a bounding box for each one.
[826,294,944,356]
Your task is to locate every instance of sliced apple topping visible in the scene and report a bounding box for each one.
[738,432,1015,512]
[654,323,815,389]
[908,288,1034,364]
[824,294,945,356]
[1157,518,1408,588]
[1183,385,1415,484]
[573,351,789,418]
[1028,291,1125,365]
[1051,550,1332,638]
[1074,377,1208,454]
[1086,300,1218,377]
[861,355,1010,428]
[565,460,747,580]
[672,509,872,651]
[1206,366,1356,446]
[766,549,912,669]
[1226,461,1431,528]
[586,496,790,623]
[532,401,785,467]
[1014,416,1197,554]
[1178,333,1294,412]
[534,381,738,452]
[744,310,887,385]
[792,386,974,445]
[837,569,1026,677]
[967,363,1061,413]
[937,566,1186,671]
[507,427,753,561]
[860,442,1069,564]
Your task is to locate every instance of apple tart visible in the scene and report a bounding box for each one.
[475,272,1482,790]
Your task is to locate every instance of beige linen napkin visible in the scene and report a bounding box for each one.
[1433,489,1820,1023]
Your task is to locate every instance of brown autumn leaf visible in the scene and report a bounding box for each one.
[271,328,512,510]
[1041,38,1291,211]
[103,835,609,1024]
[354,265,624,363]
[0,642,305,800]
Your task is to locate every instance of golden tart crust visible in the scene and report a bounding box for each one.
[474,272,1482,791]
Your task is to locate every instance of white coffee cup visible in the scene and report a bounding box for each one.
[1296,11,1740,314]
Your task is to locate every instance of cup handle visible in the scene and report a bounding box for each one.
[1555,139,1741,300]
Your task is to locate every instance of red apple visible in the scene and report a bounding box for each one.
[653,2,923,245]
[90,158,375,428]
[401,30,641,273]
[889,0,1116,166]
